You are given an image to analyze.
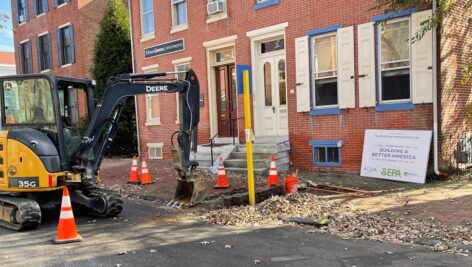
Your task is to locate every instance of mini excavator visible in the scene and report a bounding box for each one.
[0,69,208,230]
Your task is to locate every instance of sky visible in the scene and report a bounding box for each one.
[0,0,14,52]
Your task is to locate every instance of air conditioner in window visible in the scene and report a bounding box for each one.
[19,15,25,22]
[207,0,227,15]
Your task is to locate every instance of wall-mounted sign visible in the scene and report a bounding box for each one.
[144,39,184,59]
[360,129,432,184]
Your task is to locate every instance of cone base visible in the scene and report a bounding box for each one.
[53,234,83,244]
[214,185,229,189]
[127,181,141,185]
[141,181,154,185]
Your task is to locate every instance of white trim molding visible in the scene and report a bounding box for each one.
[172,57,192,65]
[203,35,238,48]
[246,22,288,39]
[203,35,237,136]
[58,22,72,30]
[141,64,159,72]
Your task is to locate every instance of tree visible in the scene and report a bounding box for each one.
[0,13,10,30]
[373,0,471,83]
[92,0,136,157]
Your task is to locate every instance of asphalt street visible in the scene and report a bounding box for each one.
[0,199,471,267]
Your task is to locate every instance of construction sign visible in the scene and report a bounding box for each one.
[360,129,432,184]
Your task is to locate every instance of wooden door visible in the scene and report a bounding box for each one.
[215,64,237,137]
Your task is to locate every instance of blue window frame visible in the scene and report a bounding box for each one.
[33,0,49,17]
[310,140,342,167]
[15,0,29,24]
[56,24,75,66]
[306,24,342,115]
[141,0,154,36]
[254,0,280,10]
[172,0,187,26]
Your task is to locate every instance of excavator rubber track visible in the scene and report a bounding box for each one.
[79,188,124,218]
[0,195,41,231]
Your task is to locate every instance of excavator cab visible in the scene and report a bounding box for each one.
[1,75,94,171]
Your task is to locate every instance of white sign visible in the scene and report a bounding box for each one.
[360,129,432,184]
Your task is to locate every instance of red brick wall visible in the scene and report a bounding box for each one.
[438,1,472,169]
[130,0,434,172]
[11,0,106,78]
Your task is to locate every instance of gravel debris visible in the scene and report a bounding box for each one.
[204,193,472,254]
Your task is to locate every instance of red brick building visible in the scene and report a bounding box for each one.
[438,1,472,170]
[129,0,469,174]
[11,0,106,78]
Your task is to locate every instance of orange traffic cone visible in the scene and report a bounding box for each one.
[53,187,82,244]
[140,157,154,185]
[267,156,280,187]
[128,155,140,184]
[214,158,229,189]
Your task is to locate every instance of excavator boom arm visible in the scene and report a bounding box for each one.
[72,69,200,183]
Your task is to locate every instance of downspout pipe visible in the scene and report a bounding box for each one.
[127,0,141,158]
[432,0,441,176]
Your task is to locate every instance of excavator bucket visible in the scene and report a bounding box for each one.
[171,145,209,207]
[174,175,209,207]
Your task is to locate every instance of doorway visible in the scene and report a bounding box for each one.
[256,38,288,137]
[215,64,237,137]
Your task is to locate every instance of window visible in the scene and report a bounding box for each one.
[56,0,69,6]
[2,78,55,125]
[310,140,342,167]
[57,25,75,66]
[263,62,272,106]
[378,18,411,102]
[34,0,48,16]
[146,94,160,124]
[147,143,163,159]
[172,0,188,27]
[141,0,154,36]
[254,0,280,10]
[261,39,284,54]
[16,0,28,24]
[312,33,338,107]
[278,59,286,106]
[19,41,32,74]
[37,34,52,71]
[175,62,190,124]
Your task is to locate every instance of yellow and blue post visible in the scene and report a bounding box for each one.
[243,70,256,205]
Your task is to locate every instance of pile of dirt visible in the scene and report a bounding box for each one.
[204,193,472,255]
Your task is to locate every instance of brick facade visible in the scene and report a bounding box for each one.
[438,1,472,169]
[11,0,106,78]
[129,1,445,173]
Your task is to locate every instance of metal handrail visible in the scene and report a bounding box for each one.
[208,114,245,166]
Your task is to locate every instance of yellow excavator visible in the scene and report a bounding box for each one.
[0,69,208,230]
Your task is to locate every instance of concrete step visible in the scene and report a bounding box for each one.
[229,151,289,160]
[224,167,268,175]
[224,159,270,169]
[197,144,233,154]
[213,137,239,145]
[236,143,290,154]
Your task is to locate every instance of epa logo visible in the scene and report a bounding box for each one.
[381,168,401,177]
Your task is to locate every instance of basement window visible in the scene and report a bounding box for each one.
[147,143,163,160]
[310,140,342,167]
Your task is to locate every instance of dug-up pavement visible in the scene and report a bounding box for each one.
[99,159,472,255]
[1,159,471,266]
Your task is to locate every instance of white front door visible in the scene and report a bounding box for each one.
[257,53,288,137]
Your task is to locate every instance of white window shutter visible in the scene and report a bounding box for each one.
[337,26,355,109]
[295,36,311,112]
[357,22,376,107]
[412,9,433,104]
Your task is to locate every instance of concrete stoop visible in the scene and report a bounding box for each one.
[192,137,290,175]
